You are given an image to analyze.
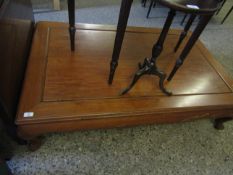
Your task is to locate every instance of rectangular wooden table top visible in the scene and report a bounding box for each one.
[16,22,233,139]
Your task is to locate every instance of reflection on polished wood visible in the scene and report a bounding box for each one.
[16,22,233,140]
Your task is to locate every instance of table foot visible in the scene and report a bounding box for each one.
[69,26,76,51]
[108,61,118,84]
[121,58,172,95]
[27,136,44,151]
[108,0,133,84]
[213,117,233,130]
[167,58,182,81]
[68,0,75,51]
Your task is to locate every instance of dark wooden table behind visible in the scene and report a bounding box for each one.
[0,0,34,141]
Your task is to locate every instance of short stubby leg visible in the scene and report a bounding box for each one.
[151,68,172,95]
[109,0,133,84]
[213,117,233,130]
[174,14,196,52]
[167,14,213,81]
[27,136,44,151]
[68,0,76,51]
[121,68,147,95]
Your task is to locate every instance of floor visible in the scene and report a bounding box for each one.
[8,1,233,175]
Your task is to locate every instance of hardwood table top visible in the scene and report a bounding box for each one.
[159,0,222,14]
[16,22,233,139]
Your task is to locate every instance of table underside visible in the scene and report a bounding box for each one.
[16,22,233,139]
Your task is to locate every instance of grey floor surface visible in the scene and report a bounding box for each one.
[7,1,233,175]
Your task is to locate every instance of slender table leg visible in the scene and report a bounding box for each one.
[68,0,76,51]
[141,0,145,6]
[121,9,176,95]
[151,9,176,60]
[221,5,233,24]
[108,0,133,84]
[167,14,213,81]
[174,14,196,52]
[180,14,187,25]
[143,0,147,7]
[216,0,226,15]
[147,0,154,18]
[153,0,157,8]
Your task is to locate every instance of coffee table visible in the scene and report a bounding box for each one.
[16,22,233,149]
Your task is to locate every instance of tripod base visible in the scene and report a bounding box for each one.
[121,58,172,96]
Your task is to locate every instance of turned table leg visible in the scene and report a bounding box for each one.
[121,9,176,95]
[167,14,213,81]
[151,9,176,59]
[174,14,196,52]
[68,0,76,51]
[108,0,133,84]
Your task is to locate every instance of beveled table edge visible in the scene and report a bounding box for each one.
[16,22,233,125]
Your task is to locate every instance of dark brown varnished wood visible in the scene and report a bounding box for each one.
[0,0,34,143]
[108,0,133,84]
[67,0,75,51]
[109,0,223,92]
[157,0,223,81]
[159,0,223,14]
[168,14,213,81]
[16,22,233,140]
[121,9,176,95]
[174,14,196,52]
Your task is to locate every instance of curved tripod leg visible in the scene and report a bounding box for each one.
[121,67,148,95]
[151,68,172,96]
[138,58,148,69]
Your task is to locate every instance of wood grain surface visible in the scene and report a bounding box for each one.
[16,22,233,139]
